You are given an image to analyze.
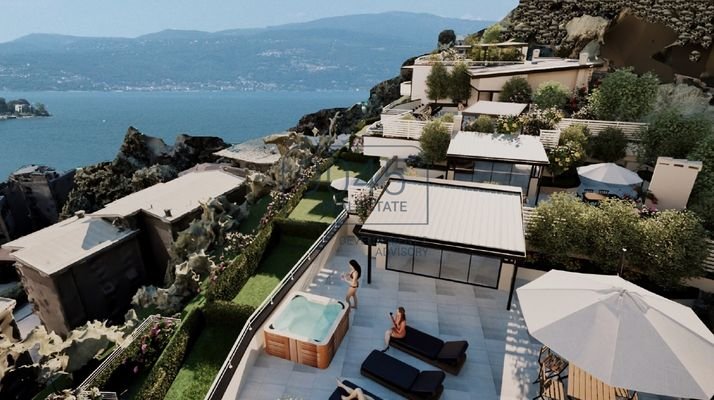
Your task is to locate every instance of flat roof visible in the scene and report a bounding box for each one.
[463,101,528,116]
[468,58,602,79]
[214,139,281,165]
[3,216,138,275]
[447,132,550,165]
[360,177,526,257]
[0,297,15,313]
[92,168,245,222]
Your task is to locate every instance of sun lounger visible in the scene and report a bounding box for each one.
[390,326,469,375]
[328,380,383,400]
[360,349,445,400]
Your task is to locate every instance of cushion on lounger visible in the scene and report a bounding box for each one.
[410,370,446,394]
[361,350,419,391]
[392,326,444,360]
[436,340,469,363]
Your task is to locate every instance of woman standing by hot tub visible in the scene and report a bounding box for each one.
[342,259,361,309]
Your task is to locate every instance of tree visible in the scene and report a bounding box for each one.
[638,108,713,165]
[449,62,471,104]
[481,24,503,44]
[588,127,627,162]
[438,29,456,48]
[466,115,495,133]
[519,106,563,136]
[0,98,7,114]
[688,134,714,230]
[499,77,532,103]
[548,123,587,177]
[533,81,570,110]
[425,62,450,102]
[419,120,451,164]
[588,68,659,121]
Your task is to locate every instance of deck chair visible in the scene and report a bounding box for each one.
[361,350,445,400]
[329,380,383,400]
[533,346,568,384]
[390,326,469,375]
[533,373,567,400]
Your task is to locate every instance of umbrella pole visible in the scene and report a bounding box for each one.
[507,264,518,310]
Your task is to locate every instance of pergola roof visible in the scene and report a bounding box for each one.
[360,177,526,258]
[447,132,549,165]
[462,101,528,117]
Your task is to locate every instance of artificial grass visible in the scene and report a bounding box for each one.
[163,324,239,400]
[238,195,271,234]
[287,189,341,223]
[232,235,316,307]
[317,159,380,184]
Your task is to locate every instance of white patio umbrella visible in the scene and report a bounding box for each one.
[517,270,714,399]
[330,176,366,191]
[576,163,643,186]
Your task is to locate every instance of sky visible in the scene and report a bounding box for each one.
[0,0,518,43]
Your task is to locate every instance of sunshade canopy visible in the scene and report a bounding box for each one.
[576,163,643,186]
[517,270,714,399]
[330,176,366,191]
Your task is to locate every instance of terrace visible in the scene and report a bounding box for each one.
[217,217,544,400]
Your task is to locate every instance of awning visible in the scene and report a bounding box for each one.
[447,132,549,165]
[360,177,526,258]
[462,101,528,117]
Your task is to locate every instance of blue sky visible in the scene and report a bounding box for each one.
[0,0,518,42]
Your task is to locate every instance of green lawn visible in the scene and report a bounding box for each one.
[232,235,316,307]
[287,189,341,223]
[317,159,380,184]
[238,195,271,234]
[163,324,240,400]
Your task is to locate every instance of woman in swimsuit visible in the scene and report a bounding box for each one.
[383,306,406,351]
[342,259,361,309]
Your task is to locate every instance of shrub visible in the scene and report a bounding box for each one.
[548,123,588,177]
[588,127,628,162]
[354,189,377,224]
[533,81,570,110]
[689,134,714,230]
[529,193,709,286]
[588,68,659,121]
[481,23,503,43]
[419,120,451,164]
[499,77,532,103]
[559,124,590,148]
[425,63,450,102]
[467,115,496,133]
[638,108,713,165]
[274,218,330,238]
[448,62,471,104]
[496,115,521,134]
[437,30,456,48]
[519,106,563,136]
[203,301,255,327]
[439,113,455,123]
[136,308,204,400]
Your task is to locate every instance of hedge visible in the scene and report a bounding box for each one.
[204,158,333,302]
[135,307,205,400]
[203,301,255,328]
[274,218,330,239]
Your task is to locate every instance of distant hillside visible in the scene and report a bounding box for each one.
[0,12,492,91]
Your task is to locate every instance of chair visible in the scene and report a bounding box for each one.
[584,189,594,193]
[533,374,566,400]
[598,189,610,195]
[333,193,344,207]
[533,346,568,384]
[390,326,469,375]
[614,388,639,400]
[329,380,383,400]
[361,350,445,400]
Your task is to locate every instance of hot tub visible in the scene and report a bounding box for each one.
[264,291,349,369]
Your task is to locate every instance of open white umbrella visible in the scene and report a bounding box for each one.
[330,176,366,191]
[577,163,643,186]
[517,270,714,399]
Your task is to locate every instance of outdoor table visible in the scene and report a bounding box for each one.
[583,192,607,202]
[567,364,617,400]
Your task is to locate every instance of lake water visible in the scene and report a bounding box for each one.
[0,90,365,178]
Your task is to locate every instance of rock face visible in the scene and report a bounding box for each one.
[61,127,227,217]
[503,0,714,84]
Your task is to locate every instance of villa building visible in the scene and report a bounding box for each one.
[2,214,145,337]
[404,53,603,105]
[1,165,75,238]
[214,140,281,173]
[92,166,247,282]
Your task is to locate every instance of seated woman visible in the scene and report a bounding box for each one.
[383,306,406,352]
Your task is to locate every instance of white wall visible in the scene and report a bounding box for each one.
[646,157,703,210]
[409,64,454,104]
[362,136,421,159]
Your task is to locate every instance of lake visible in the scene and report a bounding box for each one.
[0,90,365,178]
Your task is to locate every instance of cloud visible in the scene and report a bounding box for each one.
[460,13,485,21]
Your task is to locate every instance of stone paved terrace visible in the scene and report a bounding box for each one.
[225,227,669,400]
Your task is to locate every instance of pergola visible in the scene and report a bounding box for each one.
[446,132,549,205]
[358,177,526,309]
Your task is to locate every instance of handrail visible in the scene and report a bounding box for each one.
[204,210,349,400]
[77,315,180,391]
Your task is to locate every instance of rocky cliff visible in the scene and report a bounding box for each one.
[61,127,227,217]
[503,0,713,84]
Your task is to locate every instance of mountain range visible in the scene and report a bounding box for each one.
[0,12,492,91]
